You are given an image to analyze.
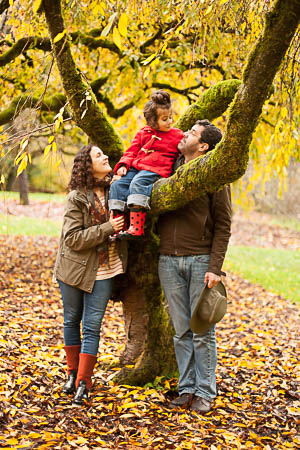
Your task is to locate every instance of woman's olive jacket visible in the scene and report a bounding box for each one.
[54,189,128,293]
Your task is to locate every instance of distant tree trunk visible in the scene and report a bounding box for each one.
[4,164,15,191]
[18,170,29,205]
[43,0,300,384]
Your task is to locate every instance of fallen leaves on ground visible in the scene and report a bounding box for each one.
[0,234,299,449]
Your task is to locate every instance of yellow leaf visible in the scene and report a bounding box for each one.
[0,175,5,184]
[48,136,54,144]
[9,0,14,6]
[142,53,157,65]
[101,12,117,37]
[28,432,41,438]
[15,152,27,166]
[6,438,18,445]
[21,139,29,150]
[75,436,88,444]
[33,0,43,13]
[53,30,66,44]
[118,13,128,38]
[44,144,52,156]
[281,107,288,118]
[113,27,122,50]
[55,159,61,168]
[17,155,28,177]
[52,142,57,152]
[121,401,137,410]
[205,4,214,15]
[143,67,150,79]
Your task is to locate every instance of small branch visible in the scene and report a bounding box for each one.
[139,27,164,53]
[151,81,208,97]
[95,92,141,119]
[0,118,72,147]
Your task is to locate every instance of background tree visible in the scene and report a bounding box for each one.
[0,0,299,383]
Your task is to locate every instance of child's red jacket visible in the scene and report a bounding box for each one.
[114,126,184,178]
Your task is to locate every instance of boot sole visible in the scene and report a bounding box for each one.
[117,234,145,241]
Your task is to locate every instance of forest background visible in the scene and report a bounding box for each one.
[0,0,299,449]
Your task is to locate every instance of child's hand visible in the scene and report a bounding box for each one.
[109,211,124,232]
[117,166,127,176]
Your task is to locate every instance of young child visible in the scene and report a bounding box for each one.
[109,90,184,240]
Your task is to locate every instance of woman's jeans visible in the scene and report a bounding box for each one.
[108,168,160,211]
[58,279,112,356]
[158,254,217,401]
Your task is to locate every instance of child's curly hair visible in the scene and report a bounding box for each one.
[143,90,171,128]
[68,144,95,191]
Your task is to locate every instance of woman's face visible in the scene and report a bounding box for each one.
[90,146,112,178]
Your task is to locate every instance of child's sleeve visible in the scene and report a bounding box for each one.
[114,130,143,174]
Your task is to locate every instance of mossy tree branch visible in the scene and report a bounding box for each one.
[150,0,300,214]
[42,0,124,164]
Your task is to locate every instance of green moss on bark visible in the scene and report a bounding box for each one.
[43,0,124,165]
[175,79,241,131]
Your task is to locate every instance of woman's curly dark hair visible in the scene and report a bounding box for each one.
[68,144,94,191]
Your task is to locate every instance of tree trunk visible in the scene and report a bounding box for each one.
[42,0,124,166]
[42,0,300,384]
[18,170,29,205]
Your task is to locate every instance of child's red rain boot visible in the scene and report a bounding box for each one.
[117,208,146,241]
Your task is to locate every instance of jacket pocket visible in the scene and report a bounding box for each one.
[57,249,87,286]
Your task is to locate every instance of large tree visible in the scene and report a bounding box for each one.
[0,0,299,383]
[0,1,299,192]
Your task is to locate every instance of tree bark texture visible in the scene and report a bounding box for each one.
[42,0,300,385]
[43,0,124,165]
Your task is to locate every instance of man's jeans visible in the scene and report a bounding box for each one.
[58,279,112,356]
[158,254,217,401]
[108,168,160,211]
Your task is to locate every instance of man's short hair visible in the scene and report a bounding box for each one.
[195,120,222,151]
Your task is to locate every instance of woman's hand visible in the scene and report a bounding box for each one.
[117,166,127,176]
[111,174,121,184]
[109,211,125,232]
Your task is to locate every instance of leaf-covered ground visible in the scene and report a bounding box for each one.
[0,234,299,449]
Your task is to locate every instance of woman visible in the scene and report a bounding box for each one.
[54,144,127,405]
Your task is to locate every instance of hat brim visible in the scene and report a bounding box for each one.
[190,281,227,335]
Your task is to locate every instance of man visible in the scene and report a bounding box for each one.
[157,119,232,413]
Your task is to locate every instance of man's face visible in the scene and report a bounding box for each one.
[178,125,206,161]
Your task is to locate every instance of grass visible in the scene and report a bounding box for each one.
[225,245,300,304]
[0,214,62,236]
[269,215,300,232]
[0,191,66,203]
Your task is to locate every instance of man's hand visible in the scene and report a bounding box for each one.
[117,166,127,176]
[204,272,221,288]
[109,211,124,232]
